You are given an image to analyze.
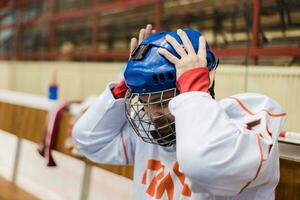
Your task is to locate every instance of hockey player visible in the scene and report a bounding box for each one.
[73,24,286,200]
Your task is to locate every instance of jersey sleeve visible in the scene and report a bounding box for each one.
[168,91,286,196]
[72,83,135,165]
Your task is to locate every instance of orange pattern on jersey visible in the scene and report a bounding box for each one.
[228,97,286,117]
[156,172,174,199]
[173,162,192,196]
[142,160,165,196]
[142,159,192,200]
[239,133,264,193]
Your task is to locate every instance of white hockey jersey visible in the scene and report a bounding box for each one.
[72,83,286,200]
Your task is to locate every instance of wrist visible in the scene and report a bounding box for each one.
[112,80,128,99]
[176,67,210,93]
[176,66,197,78]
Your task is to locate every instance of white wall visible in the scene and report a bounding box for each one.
[0,61,299,131]
[0,61,125,100]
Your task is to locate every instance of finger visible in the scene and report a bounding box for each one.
[145,24,152,37]
[198,36,207,65]
[138,28,146,44]
[130,37,138,56]
[177,29,195,55]
[158,48,179,64]
[166,34,186,57]
[152,29,156,34]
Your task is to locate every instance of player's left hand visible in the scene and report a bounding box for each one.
[130,24,156,58]
[158,29,207,78]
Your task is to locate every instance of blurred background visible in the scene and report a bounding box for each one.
[0,0,299,64]
[0,0,299,199]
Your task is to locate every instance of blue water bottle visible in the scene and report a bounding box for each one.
[48,71,58,100]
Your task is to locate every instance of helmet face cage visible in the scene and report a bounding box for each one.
[125,88,177,147]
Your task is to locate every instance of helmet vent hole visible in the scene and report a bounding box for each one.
[159,73,165,82]
[152,74,159,84]
[167,72,174,80]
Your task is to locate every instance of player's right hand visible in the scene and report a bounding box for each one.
[129,24,156,58]
[158,29,207,78]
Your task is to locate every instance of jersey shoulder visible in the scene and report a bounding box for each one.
[218,92,285,119]
[218,93,287,144]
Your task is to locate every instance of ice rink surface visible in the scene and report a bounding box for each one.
[0,130,133,200]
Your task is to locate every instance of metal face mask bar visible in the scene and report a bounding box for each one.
[125,88,177,147]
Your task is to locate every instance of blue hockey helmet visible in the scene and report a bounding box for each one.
[124,28,217,94]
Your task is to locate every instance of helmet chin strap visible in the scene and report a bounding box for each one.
[209,80,215,99]
[207,58,218,100]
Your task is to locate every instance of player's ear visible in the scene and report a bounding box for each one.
[209,69,216,88]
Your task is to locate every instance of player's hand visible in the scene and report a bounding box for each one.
[115,25,156,98]
[129,24,156,58]
[158,29,207,78]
